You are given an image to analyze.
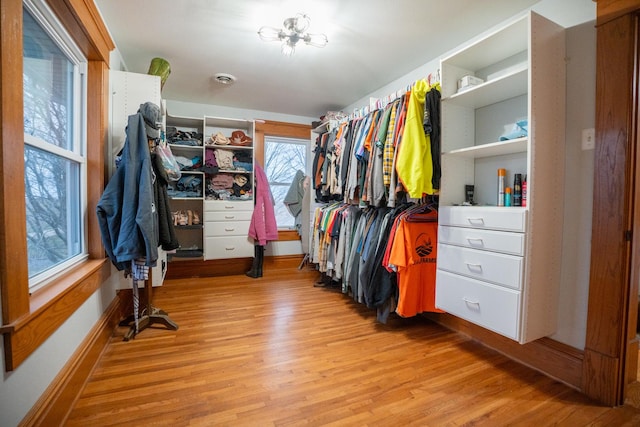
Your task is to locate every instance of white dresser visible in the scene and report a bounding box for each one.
[435,206,526,340]
[203,200,254,260]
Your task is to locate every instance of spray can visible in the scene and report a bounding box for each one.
[522,175,527,207]
[513,173,522,206]
[498,168,506,206]
[505,187,512,207]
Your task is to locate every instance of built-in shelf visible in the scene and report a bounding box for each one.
[444,137,527,158]
[444,64,528,109]
[171,249,204,258]
[174,224,204,230]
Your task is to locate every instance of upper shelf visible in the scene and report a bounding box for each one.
[440,14,528,71]
[444,137,527,159]
[442,63,528,109]
[166,114,203,129]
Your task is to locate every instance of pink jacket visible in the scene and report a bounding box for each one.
[248,162,278,245]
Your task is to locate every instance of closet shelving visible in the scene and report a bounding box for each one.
[165,114,256,261]
[435,11,566,344]
[166,114,205,259]
[202,116,255,260]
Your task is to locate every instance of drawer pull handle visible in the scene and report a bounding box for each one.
[224,205,235,209]
[225,228,235,231]
[225,215,235,219]
[467,237,484,245]
[466,263,483,272]
[225,247,236,251]
[467,217,485,226]
[463,298,480,306]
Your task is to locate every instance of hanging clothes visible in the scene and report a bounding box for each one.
[97,112,159,271]
[396,79,436,198]
[248,161,278,246]
[388,205,443,317]
[152,148,180,252]
[424,82,442,190]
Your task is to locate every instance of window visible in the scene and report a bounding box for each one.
[264,136,307,229]
[22,0,87,291]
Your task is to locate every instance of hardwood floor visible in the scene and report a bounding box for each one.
[66,263,640,426]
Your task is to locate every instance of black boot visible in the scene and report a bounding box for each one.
[256,245,264,277]
[246,245,264,278]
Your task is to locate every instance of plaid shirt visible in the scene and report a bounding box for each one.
[383,100,400,187]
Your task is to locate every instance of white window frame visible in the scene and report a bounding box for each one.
[23,0,88,292]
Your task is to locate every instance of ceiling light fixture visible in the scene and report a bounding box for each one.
[214,73,237,85]
[258,13,328,56]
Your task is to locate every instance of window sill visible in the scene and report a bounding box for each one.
[1,258,109,371]
[277,230,301,241]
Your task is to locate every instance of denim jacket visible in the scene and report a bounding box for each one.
[97,113,159,270]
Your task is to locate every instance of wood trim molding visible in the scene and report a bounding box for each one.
[1,259,109,370]
[1,0,113,371]
[256,120,312,140]
[596,0,640,26]
[582,7,639,406]
[427,313,584,389]
[18,290,123,426]
[165,254,305,280]
[278,230,302,241]
[86,60,108,258]
[0,0,30,328]
[47,0,115,63]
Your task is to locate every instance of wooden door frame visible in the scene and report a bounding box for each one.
[584,0,640,406]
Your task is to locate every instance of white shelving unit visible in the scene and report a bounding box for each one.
[435,11,566,344]
[202,116,255,260]
[165,113,206,259]
[165,114,256,261]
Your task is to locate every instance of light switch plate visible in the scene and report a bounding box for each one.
[582,128,595,150]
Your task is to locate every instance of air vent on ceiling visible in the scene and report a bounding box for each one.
[214,73,237,85]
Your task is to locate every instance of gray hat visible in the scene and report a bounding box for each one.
[138,102,161,139]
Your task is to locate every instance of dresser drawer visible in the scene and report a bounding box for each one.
[438,225,525,256]
[437,244,523,290]
[438,206,526,232]
[435,270,520,340]
[205,220,250,237]
[204,236,253,260]
[204,210,253,222]
[204,200,254,213]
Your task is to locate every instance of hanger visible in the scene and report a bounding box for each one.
[405,196,438,222]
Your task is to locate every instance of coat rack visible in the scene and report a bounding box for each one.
[119,268,178,341]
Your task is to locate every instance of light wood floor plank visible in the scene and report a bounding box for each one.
[65,267,640,426]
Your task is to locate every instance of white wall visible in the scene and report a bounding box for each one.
[0,276,120,427]
[553,21,596,348]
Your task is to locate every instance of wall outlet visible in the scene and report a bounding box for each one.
[582,128,595,150]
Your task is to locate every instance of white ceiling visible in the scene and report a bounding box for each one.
[94,0,595,120]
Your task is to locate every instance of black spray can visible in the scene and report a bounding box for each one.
[513,173,522,206]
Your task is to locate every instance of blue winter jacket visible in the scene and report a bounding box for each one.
[97,113,159,270]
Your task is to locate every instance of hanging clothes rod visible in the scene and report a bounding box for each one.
[348,67,441,120]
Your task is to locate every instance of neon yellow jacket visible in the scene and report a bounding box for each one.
[396,79,439,198]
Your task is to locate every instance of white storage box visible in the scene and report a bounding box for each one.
[457,75,484,91]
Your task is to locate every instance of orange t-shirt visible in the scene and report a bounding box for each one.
[389,212,443,317]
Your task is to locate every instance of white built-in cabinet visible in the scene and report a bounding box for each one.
[165,113,206,259]
[435,11,566,344]
[165,113,255,260]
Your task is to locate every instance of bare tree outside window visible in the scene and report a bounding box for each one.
[23,5,85,284]
[264,137,307,229]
